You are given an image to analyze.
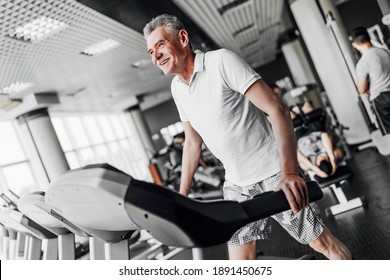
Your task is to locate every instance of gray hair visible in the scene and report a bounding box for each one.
[143,14,185,39]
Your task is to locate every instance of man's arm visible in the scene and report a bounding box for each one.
[321,132,337,175]
[297,151,328,178]
[179,122,203,196]
[244,80,308,213]
[357,77,370,99]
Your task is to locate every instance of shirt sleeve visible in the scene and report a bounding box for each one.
[171,80,189,122]
[218,49,261,95]
[356,59,368,79]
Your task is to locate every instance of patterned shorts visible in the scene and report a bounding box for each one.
[223,172,324,245]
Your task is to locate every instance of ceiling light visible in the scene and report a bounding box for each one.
[218,0,250,15]
[0,98,22,111]
[233,24,255,37]
[0,82,34,96]
[81,39,120,56]
[241,39,259,49]
[131,58,153,68]
[8,16,67,43]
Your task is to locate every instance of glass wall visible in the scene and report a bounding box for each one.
[160,121,184,145]
[0,112,151,199]
[51,113,151,181]
[0,121,37,197]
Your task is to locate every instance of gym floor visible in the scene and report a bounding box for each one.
[258,147,390,260]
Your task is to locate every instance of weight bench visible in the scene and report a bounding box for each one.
[314,165,365,217]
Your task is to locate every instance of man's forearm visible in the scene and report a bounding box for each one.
[321,133,335,161]
[179,140,202,195]
[243,80,300,179]
[357,77,369,94]
[297,151,315,170]
[268,103,299,177]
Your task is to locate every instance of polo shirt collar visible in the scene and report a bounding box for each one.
[175,50,205,84]
[193,50,205,73]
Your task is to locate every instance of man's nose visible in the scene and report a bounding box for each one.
[153,51,163,64]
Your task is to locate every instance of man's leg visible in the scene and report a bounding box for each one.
[263,171,351,260]
[223,181,272,260]
[373,93,390,134]
[228,241,257,260]
[308,226,351,259]
[273,205,352,260]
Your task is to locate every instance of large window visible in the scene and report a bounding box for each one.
[0,112,151,199]
[0,121,37,197]
[160,122,184,145]
[51,113,151,181]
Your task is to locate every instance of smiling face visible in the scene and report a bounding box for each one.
[146,26,188,75]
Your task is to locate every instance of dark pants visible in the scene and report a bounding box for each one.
[373,92,390,135]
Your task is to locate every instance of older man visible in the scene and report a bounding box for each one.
[143,14,351,260]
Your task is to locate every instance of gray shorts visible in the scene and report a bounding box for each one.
[223,172,324,245]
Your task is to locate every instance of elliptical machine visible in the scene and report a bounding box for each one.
[149,133,224,197]
[46,164,323,260]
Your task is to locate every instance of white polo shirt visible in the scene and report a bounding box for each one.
[171,49,280,186]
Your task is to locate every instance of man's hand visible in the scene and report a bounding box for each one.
[179,188,189,196]
[313,166,329,178]
[275,174,308,214]
[362,91,370,100]
[330,158,337,175]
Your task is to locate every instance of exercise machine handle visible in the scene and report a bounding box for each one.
[241,181,323,221]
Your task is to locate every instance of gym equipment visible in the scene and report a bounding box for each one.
[149,135,224,197]
[0,193,61,260]
[317,92,353,160]
[325,12,390,155]
[0,192,90,260]
[47,163,323,260]
[314,166,366,217]
[370,131,390,155]
[0,206,56,260]
[46,164,177,260]
[124,171,322,259]
[17,191,89,260]
[292,105,352,160]
[283,84,324,110]
[292,109,365,216]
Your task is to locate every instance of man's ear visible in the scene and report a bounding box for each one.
[178,29,189,47]
[351,41,358,49]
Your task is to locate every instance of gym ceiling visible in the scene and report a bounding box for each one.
[0,0,344,116]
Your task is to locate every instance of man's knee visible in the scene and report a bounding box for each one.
[309,225,340,255]
[308,232,329,254]
[228,241,257,260]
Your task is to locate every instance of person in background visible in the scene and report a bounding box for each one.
[271,83,287,102]
[144,14,351,260]
[271,83,282,95]
[290,102,344,178]
[296,130,344,178]
[352,27,390,135]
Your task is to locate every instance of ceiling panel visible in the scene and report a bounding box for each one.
[0,0,352,117]
[0,0,172,114]
[172,0,284,68]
